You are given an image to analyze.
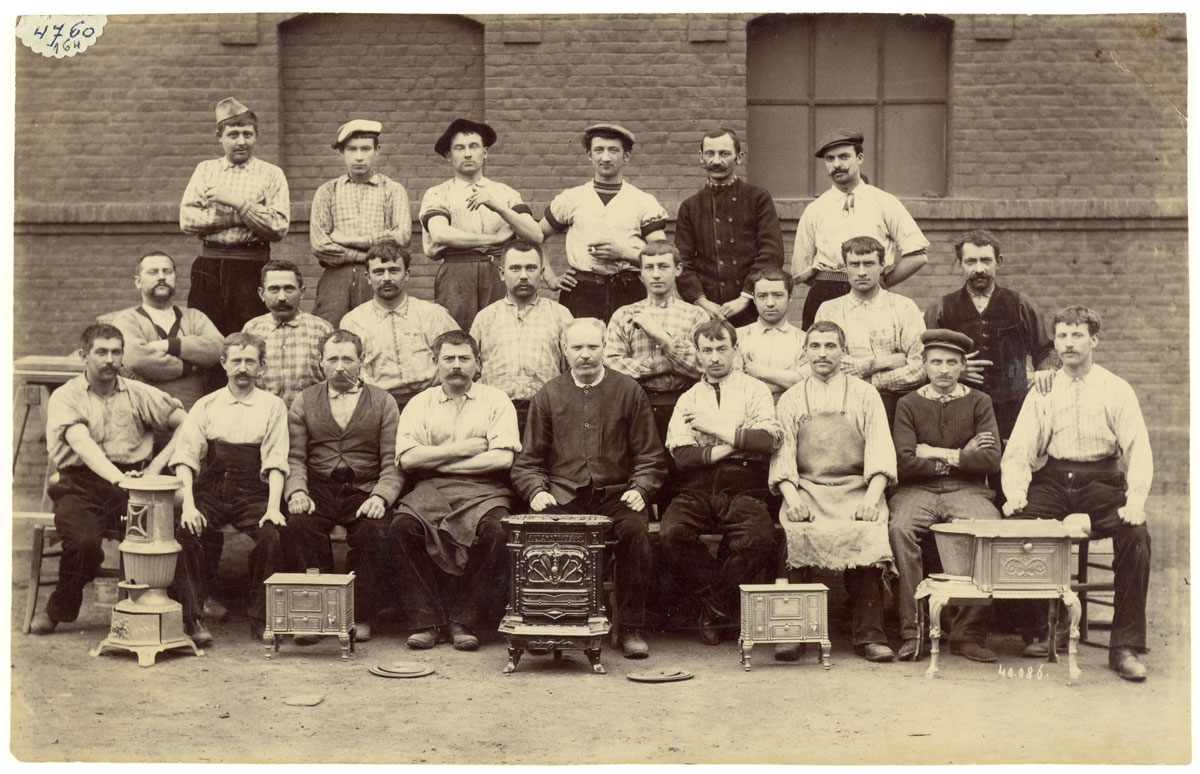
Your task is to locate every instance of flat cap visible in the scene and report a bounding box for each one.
[814,129,864,158]
[921,328,974,356]
[435,118,497,157]
[332,119,383,150]
[215,97,251,125]
[582,123,635,151]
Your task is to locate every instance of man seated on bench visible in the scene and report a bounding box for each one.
[888,329,1001,663]
[170,332,290,644]
[33,324,187,635]
[1001,305,1153,682]
[660,319,782,645]
[285,329,402,644]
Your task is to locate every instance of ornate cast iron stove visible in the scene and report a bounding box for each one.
[498,514,611,674]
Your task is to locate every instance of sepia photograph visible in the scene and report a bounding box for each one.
[5,5,1191,765]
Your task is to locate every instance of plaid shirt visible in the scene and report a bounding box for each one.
[814,288,926,393]
[470,296,574,400]
[310,173,411,267]
[179,157,290,244]
[243,312,333,407]
[339,296,459,396]
[605,295,708,393]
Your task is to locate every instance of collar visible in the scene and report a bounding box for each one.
[329,380,364,398]
[918,383,970,402]
[85,374,128,396]
[703,369,735,387]
[504,295,542,310]
[968,284,995,300]
[218,156,254,171]
[343,172,382,186]
[371,296,409,317]
[1059,363,1099,386]
[437,383,477,403]
[705,175,739,189]
[450,175,489,189]
[808,371,845,389]
[753,319,794,334]
[592,179,623,193]
[643,294,675,310]
[849,287,885,307]
[270,313,302,329]
[220,386,261,406]
[572,367,606,389]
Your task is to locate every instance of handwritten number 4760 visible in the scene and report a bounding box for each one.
[32,20,96,47]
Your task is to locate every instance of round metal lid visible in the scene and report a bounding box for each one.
[370,662,434,678]
[626,667,694,683]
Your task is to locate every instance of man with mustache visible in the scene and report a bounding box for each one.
[512,318,668,659]
[888,329,1002,663]
[792,130,928,330]
[1001,306,1153,682]
[102,251,223,409]
[242,260,333,408]
[389,331,521,652]
[180,97,290,336]
[771,321,897,663]
[170,332,290,642]
[420,118,543,331]
[813,236,926,426]
[539,123,669,322]
[660,319,783,645]
[924,230,1059,442]
[310,119,412,327]
[31,324,188,635]
[339,243,460,411]
[675,128,784,328]
[284,329,401,644]
[469,241,574,434]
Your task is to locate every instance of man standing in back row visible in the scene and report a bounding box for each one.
[675,128,784,328]
[792,129,928,330]
[180,97,290,336]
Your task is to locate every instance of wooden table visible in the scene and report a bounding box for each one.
[13,354,83,511]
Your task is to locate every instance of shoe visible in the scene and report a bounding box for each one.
[774,643,802,662]
[622,630,650,659]
[406,627,445,650]
[897,638,920,662]
[858,643,895,663]
[355,622,372,642]
[188,619,214,648]
[950,641,998,663]
[249,618,265,641]
[202,597,229,621]
[1022,629,1070,658]
[697,599,723,646]
[1109,647,1147,682]
[294,634,320,646]
[450,622,479,652]
[29,611,58,635]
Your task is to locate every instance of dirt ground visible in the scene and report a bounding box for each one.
[8,493,1191,765]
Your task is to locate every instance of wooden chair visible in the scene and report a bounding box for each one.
[19,512,122,634]
[1072,536,1115,648]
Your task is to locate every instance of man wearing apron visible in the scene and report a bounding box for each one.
[170,332,290,643]
[770,320,898,662]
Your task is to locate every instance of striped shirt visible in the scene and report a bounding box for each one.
[791,182,928,276]
[310,173,411,267]
[470,296,574,401]
[605,295,708,393]
[814,288,926,393]
[169,386,289,480]
[736,320,808,399]
[243,312,334,407]
[46,375,182,471]
[1001,364,1153,514]
[339,296,460,396]
[665,370,782,458]
[179,157,289,245]
[394,382,522,464]
[419,177,532,259]
[545,180,668,275]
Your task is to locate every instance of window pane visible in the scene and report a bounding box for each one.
[882,104,946,196]
[747,15,811,102]
[813,106,875,194]
[813,15,879,101]
[748,104,810,198]
[882,18,950,99]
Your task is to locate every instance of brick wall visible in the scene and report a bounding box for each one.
[11,12,1189,505]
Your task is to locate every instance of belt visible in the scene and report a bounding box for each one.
[200,240,271,259]
[439,251,495,264]
[572,269,639,285]
[812,271,848,283]
[59,460,147,477]
[1044,456,1120,474]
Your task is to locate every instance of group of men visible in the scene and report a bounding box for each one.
[32,99,1153,683]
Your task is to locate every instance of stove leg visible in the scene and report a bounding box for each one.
[553,649,563,660]
[503,646,522,674]
[820,639,832,670]
[339,635,351,661]
[585,647,606,674]
[264,634,274,660]
[925,594,947,677]
[1062,591,1082,682]
[739,640,751,671]
[1047,599,1060,664]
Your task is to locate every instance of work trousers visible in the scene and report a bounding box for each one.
[312,263,373,327]
[46,465,139,623]
[660,488,775,617]
[390,506,510,631]
[558,270,645,324]
[188,254,268,337]
[888,480,1001,643]
[546,490,654,629]
[1014,464,1150,652]
[287,479,392,620]
[800,278,850,330]
[843,566,889,647]
[434,258,505,332]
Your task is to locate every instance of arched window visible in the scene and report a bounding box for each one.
[747,14,950,198]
